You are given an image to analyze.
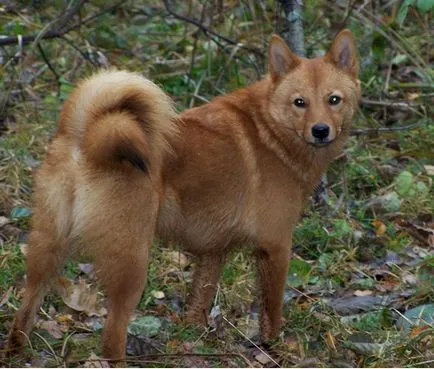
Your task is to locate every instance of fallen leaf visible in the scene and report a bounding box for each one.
[325,331,337,352]
[0,286,13,308]
[151,290,165,299]
[372,220,387,236]
[396,304,434,331]
[38,320,63,339]
[62,279,103,316]
[0,216,9,227]
[10,207,31,219]
[255,352,271,365]
[128,315,161,338]
[78,263,95,279]
[19,243,28,257]
[402,272,418,286]
[354,290,373,297]
[365,192,401,212]
[166,251,189,268]
[83,352,109,368]
[323,295,394,315]
[410,325,430,337]
[345,340,388,355]
[406,92,420,101]
[284,336,300,354]
[56,313,73,324]
[424,165,434,176]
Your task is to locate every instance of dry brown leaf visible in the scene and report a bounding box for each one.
[0,286,13,308]
[151,290,165,299]
[56,313,74,324]
[62,279,103,316]
[38,320,63,339]
[424,165,434,176]
[354,290,373,297]
[83,352,109,368]
[372,220,387,236]
[406,92,420,101]
[325,331,337,352]
[0,216,9,227]
[19,243,28,257]
[166,251,189,268]
[255,352,271,365]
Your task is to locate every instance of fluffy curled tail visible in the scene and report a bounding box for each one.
[59,70,177,174]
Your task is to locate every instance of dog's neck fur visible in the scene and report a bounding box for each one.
[220,78,348,191]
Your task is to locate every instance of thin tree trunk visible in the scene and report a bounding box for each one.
[278,0,306,57]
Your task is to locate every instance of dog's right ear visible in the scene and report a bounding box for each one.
[268,35,300,81]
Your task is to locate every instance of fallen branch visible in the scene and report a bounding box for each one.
[361,98,417,111]
[0,0,87,47]
[36,42,60,83]
[162,0,264,58]
[0,1,123,47]
[66,352,252,367]
[350,118,429,136]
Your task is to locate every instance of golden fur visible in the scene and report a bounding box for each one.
[8,30,360,362]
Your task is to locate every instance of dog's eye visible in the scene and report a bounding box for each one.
[294,98,305,108]
[329,95,341,105]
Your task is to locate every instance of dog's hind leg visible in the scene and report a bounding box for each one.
[97,246,150,364]
[7,228,66,355]
[77,175,159,364]
[185,253,225,325]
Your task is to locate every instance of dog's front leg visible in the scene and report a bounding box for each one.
[185,253,225,326]
[256,246,291,341]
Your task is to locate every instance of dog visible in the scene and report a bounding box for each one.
[8,30,360,362]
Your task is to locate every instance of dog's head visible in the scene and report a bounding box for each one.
[267,30,361,147]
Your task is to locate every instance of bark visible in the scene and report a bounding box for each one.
[278,0,306,57]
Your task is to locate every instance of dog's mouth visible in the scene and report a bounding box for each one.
[310,138,333,147]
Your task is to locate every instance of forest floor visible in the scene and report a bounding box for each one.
[0,1,433,367]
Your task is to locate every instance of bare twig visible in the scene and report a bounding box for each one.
[162,0,264,58]
[32,0,88,48]
[0,0,87,47]
[37,42,60,83]
[0,1,123,47]
[361,98,417,111]
[59,35,98,67]
[361,98,425,118]
[350,118,429,136]
[222,316,281,367]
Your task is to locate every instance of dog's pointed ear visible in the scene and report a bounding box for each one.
[326,29,359,77]
[268,34,300,81]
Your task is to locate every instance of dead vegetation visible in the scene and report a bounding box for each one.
[0,0,433,367]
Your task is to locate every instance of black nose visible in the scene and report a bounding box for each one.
[311,123,330,139]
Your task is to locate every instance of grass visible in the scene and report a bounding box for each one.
[1,0,433,367]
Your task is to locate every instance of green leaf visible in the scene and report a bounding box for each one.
[332,219,352,237]
[318,253,335,270]
[396,304,434,331]
[415,181,429,196]
[417,0,434,12]
[397,0,416,26]
[10,207,31,219]
[395,171,414,196]
[287,259,312,288]
[128,316,161,338]
[391,54,408,65]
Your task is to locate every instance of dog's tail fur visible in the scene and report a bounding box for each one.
[59,70,177,174]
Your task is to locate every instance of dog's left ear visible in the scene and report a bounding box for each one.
[326,29,359,77]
